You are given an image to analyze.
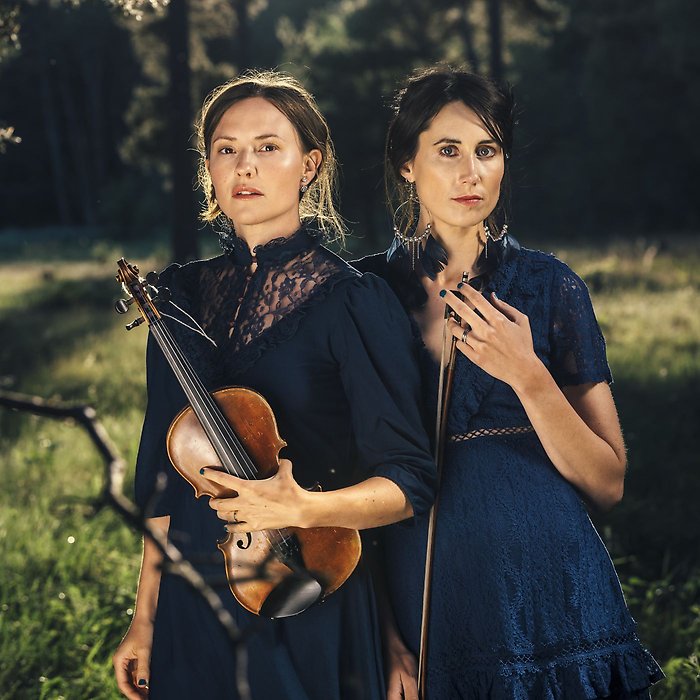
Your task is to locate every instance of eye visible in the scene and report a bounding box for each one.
[218,146,235,155]
[439,145,458,157]
[260,143,278,152]
[476,145,497,158]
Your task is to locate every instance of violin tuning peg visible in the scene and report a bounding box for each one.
[125,317,145,331]
[114,298,134,315]
[146,271,159,285]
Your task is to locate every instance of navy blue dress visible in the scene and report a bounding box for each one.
[355,240,663,699]
[133,226,435,699]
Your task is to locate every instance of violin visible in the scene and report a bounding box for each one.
[115,258,361,618]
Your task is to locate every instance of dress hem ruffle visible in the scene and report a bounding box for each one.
[430,640,664,699]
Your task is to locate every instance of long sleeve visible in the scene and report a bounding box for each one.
[330,273,436,520]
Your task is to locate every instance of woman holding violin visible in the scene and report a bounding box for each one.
[356,66,662,699]
[112,70,435,699]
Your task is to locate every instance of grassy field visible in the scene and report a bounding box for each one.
[0,231,698,698]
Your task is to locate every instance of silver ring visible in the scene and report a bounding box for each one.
[461,327,469,344]
[231,510,239,524]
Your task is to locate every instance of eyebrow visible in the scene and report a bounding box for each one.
[432,137,499,146]
[213,133,282,143]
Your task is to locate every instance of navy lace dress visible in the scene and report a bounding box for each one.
[355,239,663,699]
[133,226,435,700]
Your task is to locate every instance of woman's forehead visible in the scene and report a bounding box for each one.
[213,97,297,140]
[422,101,492,142]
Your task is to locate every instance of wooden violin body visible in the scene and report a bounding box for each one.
[166,386,362,616]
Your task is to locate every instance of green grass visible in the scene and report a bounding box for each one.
[0,232,698,698]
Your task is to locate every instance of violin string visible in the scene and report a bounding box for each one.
[150,320,292,558]
[148,288,218,348]
[152,321,256,478]
[152,320,292,558]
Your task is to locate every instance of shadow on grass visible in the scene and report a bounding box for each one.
[0,274,125,435]
[601,374,700,576]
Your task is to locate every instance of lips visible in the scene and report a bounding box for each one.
[453,195,483,206]
[232,186,263,198]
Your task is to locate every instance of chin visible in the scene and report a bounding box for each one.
[441,215,483,229]
[224,209,271,227]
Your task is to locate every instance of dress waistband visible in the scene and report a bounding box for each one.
[449,425,534,443]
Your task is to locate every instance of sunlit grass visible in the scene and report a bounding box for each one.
[0,233,698,697]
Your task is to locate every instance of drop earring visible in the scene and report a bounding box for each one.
[392,182,432,269]
[482,221,508,258]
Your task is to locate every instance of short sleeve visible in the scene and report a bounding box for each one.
[134,325,187,517]
[330,273,436,521]
[549,262,613,387]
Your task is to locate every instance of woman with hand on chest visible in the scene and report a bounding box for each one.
[356,65,663,700]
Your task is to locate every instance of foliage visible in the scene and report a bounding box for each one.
[0,231,698,696]
[509,0,700,235]
[3,0,697,250]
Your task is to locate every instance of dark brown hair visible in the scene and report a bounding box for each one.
[196,70,344,241]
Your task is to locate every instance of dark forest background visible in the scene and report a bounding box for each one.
[0,1,698,698]
[1,0,698,258]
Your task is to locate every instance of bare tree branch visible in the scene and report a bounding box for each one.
[0,389,253,700]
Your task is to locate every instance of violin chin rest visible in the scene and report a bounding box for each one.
[259,570,323,618]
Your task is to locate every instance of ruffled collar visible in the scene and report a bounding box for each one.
[218,221,323,266]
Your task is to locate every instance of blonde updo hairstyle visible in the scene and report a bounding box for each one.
[196,70,345,242]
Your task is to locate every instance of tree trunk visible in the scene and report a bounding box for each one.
[57,61,97,226]
[233,0,251,71]
[487,0,504,81]
[81,42,106,192]
[462,3,481,72]
[38,61,72,225]
[167,0,199,262]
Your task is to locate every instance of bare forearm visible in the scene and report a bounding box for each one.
[513,361,626,509]
[132,515,169,624]
[300,476,413,529]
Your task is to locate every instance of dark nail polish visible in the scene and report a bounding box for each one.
[457,282,463,289]
[199,467,205,475]
[138,679,147,686]
[439,289,446,298]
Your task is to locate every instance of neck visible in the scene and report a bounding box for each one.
[235,210,302,252]
[420,217,485,286]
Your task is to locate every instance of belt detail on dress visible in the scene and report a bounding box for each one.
[449,425,534,442]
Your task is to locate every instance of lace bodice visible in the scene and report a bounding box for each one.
[158,225,357,381]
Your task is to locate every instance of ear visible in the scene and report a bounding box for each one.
[303,149,322,184]
[399,161,415,183]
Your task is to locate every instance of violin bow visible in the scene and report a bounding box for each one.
[417,270,468,699]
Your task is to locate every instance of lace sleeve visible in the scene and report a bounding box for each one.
[549,261,613,387]
[330,274,436,521]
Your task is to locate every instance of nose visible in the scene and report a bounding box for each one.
[461,155,480,185]
[235,149,255,177]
